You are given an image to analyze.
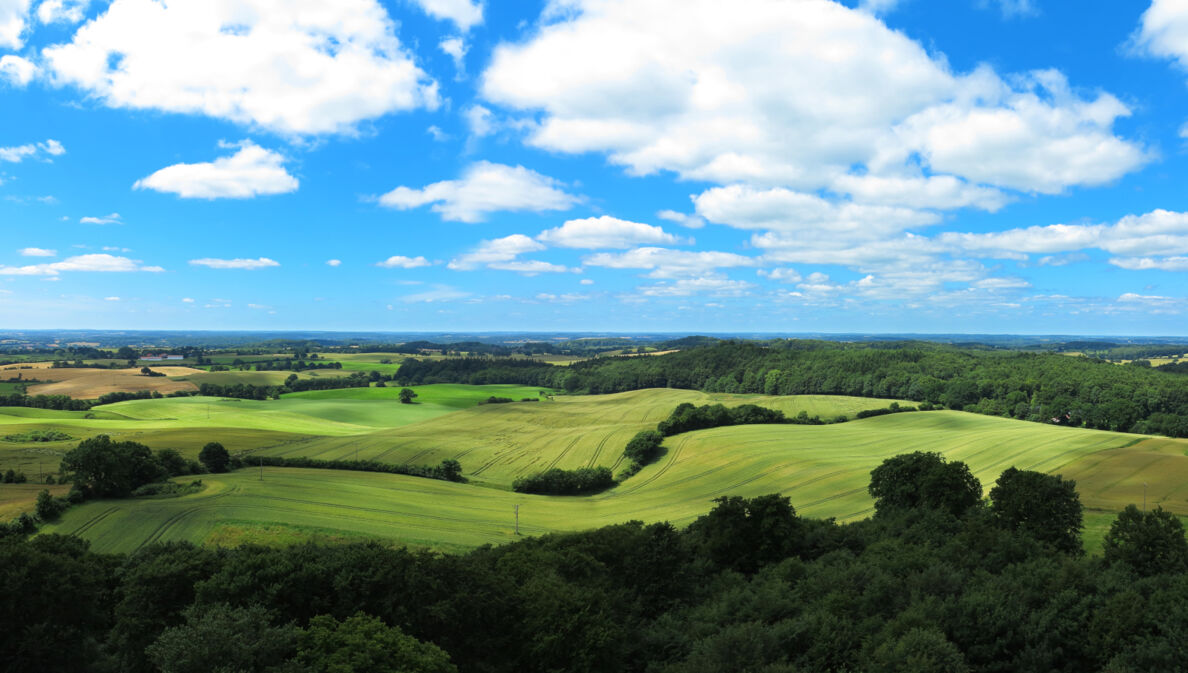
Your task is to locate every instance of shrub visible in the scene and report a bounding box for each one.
[513,467,616,495]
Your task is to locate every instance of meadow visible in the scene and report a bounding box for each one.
[32,390,1188,554]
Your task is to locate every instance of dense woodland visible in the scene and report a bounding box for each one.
[5,452,1188,672]
[397,341,1188,436]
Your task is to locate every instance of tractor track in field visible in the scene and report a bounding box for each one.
[585,432,614,469]
[70,506,120,537]
[607,435,687,497]
[543,434,582,473]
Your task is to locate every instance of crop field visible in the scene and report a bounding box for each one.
[35,400,1188,555]
[256,390,906,486]
[2,363,205,398]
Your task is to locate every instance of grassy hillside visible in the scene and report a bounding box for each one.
[40,409,1185,555]
[255,390,906,486]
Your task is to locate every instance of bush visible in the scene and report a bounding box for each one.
[3,429,72,443]
[35,489,67,521]
[624,430,664,466]
[199,442,230,473]
[513,467,616,495]
[480,396,514,405]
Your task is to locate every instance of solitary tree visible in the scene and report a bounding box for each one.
[140,366,153,376]
[60,435,165,497]
[989,467,1083,554]
[399,388,418,404]
[1103,504,1188,576]
[198,442,230,473]
[869,452,982,518]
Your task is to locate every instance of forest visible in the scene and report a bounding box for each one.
[396,341,1188,436]
[4,451,1188,673]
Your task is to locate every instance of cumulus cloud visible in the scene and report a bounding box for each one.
[133,142,298,199]
[0,139,65,162]
[537,216,686,249]
[189,257,280,270]
[939,209,1188,259]
[326,259,342,267]
[410,0,483,31]
[36,0,87,23]
[1109,256,1188,272]
[657,210,705,229]
[19,247,55,256]
[440,36,467,74]
[80,212,121,225]
[378,161,578,222]
[0,0,31,49]
[43,0,438,135]
[482,0,1145,199]
[0,253,163,275]
[584,247,757,279]
[449,234,568,274]
[0,55,36,86]
[376,255,431,268]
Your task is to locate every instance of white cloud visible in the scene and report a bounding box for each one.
[940,209,1188,258]
[1133,0,1188,71]
[181,297,194,303]
[44,0,438,135]
[464,104,494,137]
[402,284,471,303]
[1118,292,1175,303]
[1109,256,1188,272]
[440,36,467,74]
[326,259,342,267]
[482,0,1145,197]
[857,0,899,14]
[376,255,431,268]
[104,296,119,301]
[657,209,705,229]
[973,277,1031,290]
[984,0,1036,18]
[19,247,55,256]
[36,0,87,23]
[637,277,754,297]
[133,142,298,199]
[0,55,36,86]
[189,257,280,270]
[0,0,30,49]
[579,278,594,285]
[447,234,566,274]
[537,216,686,249]
[0,139,65,162]
[0,253,163,275]
[584,246,756,279]
[757,268,801,283]
[694,185,939,241]
[410,0,482,31]
[378,161,578,222]
[80,212,121,225]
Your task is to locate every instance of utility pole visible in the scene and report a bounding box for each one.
[514,504,520,535]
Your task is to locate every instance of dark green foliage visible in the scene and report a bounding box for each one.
[0,535,116,673]
[989,467,1083,554]
[3,468,14,483]
[155,448,193,476]
[60,435,166,497]
[198,441,230,473]
[131,480,203,498]
[296,612,457,673]
[198,372,370,400]
[35,489,67,520]
[869,451,982,517]
[479,395,514,404]
[623,430,663,465]
[512,466,615,495]
[3,429,72,442]
[657,402,792,436]
[867,627,969,673]
[145,603,299,673]
[685,494,801,574]
[399,387,417,403]
[252,455,467,483]
[1103,505,1188,576]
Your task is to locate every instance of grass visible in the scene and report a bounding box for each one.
[40,402,1187,555]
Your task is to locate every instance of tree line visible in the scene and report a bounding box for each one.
[6,451,1188,672]
[396,340,1188,437]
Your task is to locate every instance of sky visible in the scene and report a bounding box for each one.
[2,0,1188,334]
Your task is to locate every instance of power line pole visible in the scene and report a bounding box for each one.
[514,504,520,535]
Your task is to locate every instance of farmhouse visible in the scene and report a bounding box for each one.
[141,354,184,361]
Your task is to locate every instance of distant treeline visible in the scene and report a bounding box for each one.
[397,341,1188,437]
[251,455,465,482]
[196,373,372,400]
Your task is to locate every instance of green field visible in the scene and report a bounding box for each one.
[36,401,1188,555]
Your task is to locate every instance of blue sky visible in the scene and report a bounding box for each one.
[1,0,1188,334]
